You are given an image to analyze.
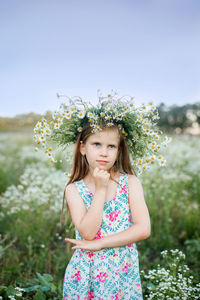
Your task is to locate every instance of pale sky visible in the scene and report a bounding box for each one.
[1,0,200,117]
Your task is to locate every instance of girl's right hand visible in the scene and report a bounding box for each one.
[93,167,110,190]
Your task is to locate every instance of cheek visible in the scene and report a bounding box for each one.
[111,149,118,158]
[88,145,96,153]
[86,147,96,158]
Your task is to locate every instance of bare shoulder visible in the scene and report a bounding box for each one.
[64,182,84,205]
[127,173,141,182]
[64,182,87,229]
[127,173,151,237]
[127,174,145,205]
[64,182,76,199]
[128,174,143,189]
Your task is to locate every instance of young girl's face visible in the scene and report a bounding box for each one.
[80,128,120,174]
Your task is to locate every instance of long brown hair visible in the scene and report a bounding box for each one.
[60,121,136,224]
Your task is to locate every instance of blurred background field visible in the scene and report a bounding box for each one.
[1,0,200,297]
[0,103,200,298]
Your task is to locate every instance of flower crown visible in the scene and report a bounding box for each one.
[33,90,172,176]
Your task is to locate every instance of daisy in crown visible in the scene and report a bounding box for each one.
[33,89,172,176]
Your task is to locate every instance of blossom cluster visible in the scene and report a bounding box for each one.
[141,249,200,299]
[0,162,66,218]
[33,91,172,176]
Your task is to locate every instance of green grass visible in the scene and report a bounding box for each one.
[0,131,199,298]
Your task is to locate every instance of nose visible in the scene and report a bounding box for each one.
[100,146,108,156]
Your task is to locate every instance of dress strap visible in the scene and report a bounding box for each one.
[121,174,128,199]
[124,173,129,195]
[74,180,92,209]
[75,173,129,208]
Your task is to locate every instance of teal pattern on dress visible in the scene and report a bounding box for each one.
[63,173,143,299]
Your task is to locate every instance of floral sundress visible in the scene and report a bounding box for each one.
[63,173,143,299]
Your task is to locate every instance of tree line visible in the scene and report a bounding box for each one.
[0,102,200,134]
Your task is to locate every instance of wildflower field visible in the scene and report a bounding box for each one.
[0,130,200,299]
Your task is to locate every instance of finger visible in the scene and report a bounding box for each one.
[65,238,71,242]
[65,238,76,243]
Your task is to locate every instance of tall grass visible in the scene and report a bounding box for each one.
[0,131,199,298]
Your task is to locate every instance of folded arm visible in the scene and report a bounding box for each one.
[65,183,107,240]
[99,175,151,249]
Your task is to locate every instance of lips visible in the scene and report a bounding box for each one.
[97,160,108,163]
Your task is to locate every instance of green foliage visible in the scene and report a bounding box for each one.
[157,102,200,133]
[0,131,200,298]
[0,272,62,299]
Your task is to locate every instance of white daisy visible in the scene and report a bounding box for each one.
[52,111,59,120]
[159,159,166,166]
[87,112,93,118]
[157,155,163,160]
[142,164,150,170]
[54,123,61,129]
[105,115,112,121]
[65,113,71,119]
[69,105,76,113]
[93,114,98,120]
[77,111,86,119]
[45,128,51,135]
[49,157,57,163]
[36,121,42,128]
[107,122,114,127]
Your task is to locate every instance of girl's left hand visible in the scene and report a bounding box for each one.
[65,238,103,251]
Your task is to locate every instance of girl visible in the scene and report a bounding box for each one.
[34,93,169,299]
[62,120,150,299]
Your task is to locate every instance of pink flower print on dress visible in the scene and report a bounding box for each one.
[136,282,142,292]
[85,251,95,262]
[122,262,131,273]
[71,270,81,281]
[94,271,108,283]
[122,184,127,194]
[86,251,95,258]
[106,210,121,223]
[119,183,127,194]
[111,289,122,300]
[100,255,106,261]
[84,291,94,299]
[94,228,103,240]
[114,268,120,276]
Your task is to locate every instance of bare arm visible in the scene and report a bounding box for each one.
[99,224,149,249]
[65,168,109,241]
[79,187,107,240]
[99,175,151,249]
